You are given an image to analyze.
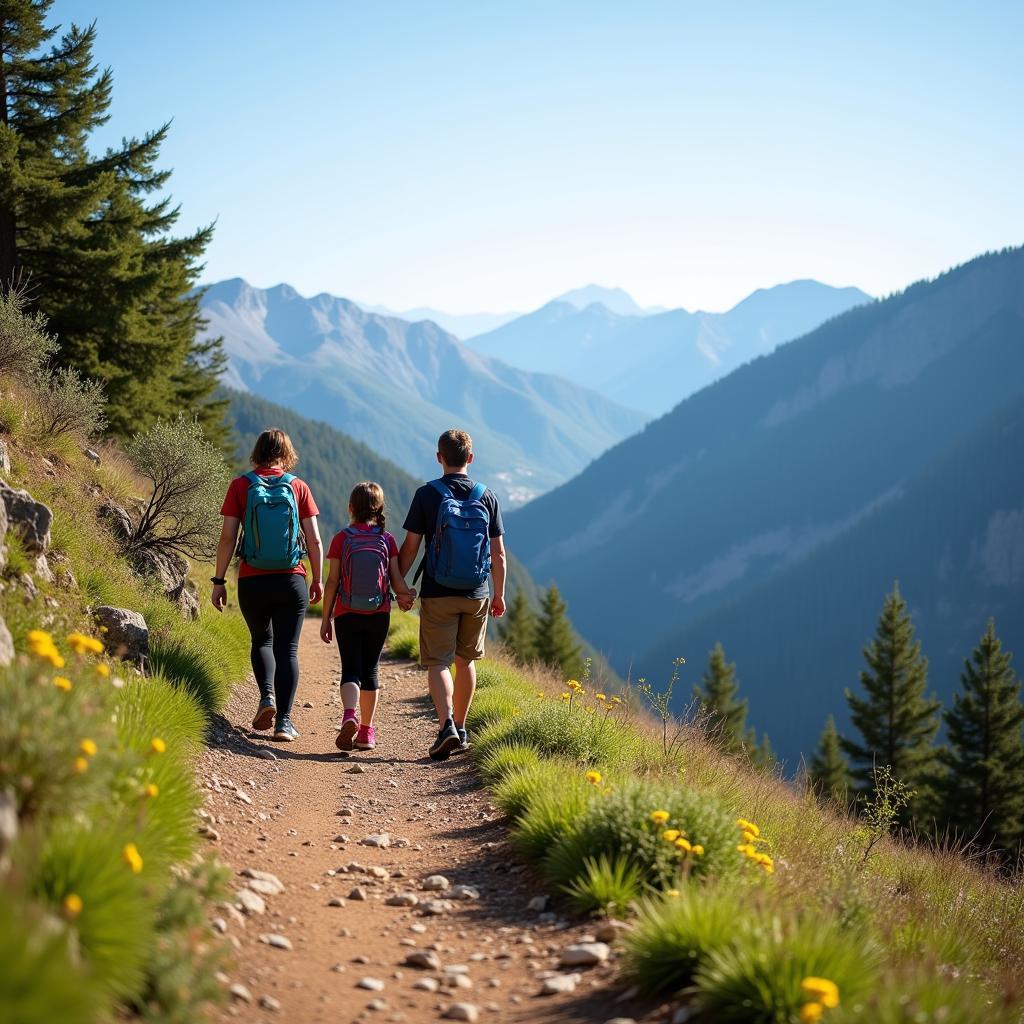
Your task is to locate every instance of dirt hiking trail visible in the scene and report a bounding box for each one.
[199,621,650,1024]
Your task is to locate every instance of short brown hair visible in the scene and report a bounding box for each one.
[349,481,386,530]
[250,428,298,471]
[438,429,472,467]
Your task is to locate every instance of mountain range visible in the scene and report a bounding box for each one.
[199,279,646,507]
[467,280,871,416]
[506,247,1024,762]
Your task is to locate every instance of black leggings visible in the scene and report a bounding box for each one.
[238,574,309,717]
[335,613,390,691]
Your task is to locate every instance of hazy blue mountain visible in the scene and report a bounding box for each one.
[506,248,1024,761]
[552,284,650,316]
[201,279,645,507]
[468,280,871,415]
[357,304,521,339]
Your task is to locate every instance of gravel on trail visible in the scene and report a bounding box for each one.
[199,620,651,1024]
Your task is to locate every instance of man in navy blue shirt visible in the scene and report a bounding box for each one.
[399,429,506,760]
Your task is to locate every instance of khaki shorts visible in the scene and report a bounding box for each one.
[419,596,490,667]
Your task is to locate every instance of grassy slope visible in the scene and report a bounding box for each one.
[0,400,251,1022]
[456,635,1024,1023]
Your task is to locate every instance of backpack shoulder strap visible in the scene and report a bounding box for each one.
[277,472,295,485]
[467,482,486,503]
[429,479,453,500]
[244,471,262,486]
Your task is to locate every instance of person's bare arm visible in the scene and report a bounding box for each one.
[389,555,417,611]
[490,535,507,617]
[398,531,422,579]
[211,516,240,611]
[301,516,324,604]
[320,558,340,642]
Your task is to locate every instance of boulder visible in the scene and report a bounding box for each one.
[93,606,148,665]
[33,553,53,584]
[96,501,133,543]
[83,448,101,464]
[0,441,10,474]
[130,546,199,620]
[0,483,51,553]
[0,615,13,667]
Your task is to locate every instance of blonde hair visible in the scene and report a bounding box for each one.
[250,428,298,471]
[349,481,386,530]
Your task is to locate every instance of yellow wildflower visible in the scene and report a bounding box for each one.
[144,783,159,798]
[73,756,89,774]
[79,738,97,757]
[691,844,705,856]
[801,978,839,1009]
[560,692,570,701]
[675,837,693,853]
[741,830,759,844]
[535,691,545,698]
[595,693,606,701]
[799,1004,824,1023]
[53,676,73,692]
[737,843,756,857]
[585,706,595,714]
[122,843,144,874]
[567,679,581,690]
[67,632,104,655]
[28,630,65,668]
[665,889,680,898]
[585,770,602,786]
[736,819,760,837]
[662,829,681,843]
[610,696,622,704]
[150,737,166,755]
[650,810,670,825]
[63,893,83,917]
[95,663,111,678]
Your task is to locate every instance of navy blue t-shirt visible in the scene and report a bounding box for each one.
[403,474,504,599]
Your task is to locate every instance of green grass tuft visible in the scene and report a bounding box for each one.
[564,853,643,918]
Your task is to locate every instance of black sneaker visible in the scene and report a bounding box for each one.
[274,716,300,742]
[429,721,462,761]
[453,727,470,754]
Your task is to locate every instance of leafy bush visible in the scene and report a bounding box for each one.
[623,886,749,993]
[564,853,642,917]
[694,915,879,1024]
[477,740,543,785]
[124,414,229,560]
[0,288,58,381]
[30,365,107,442]
[469,685,531,732]
[544,777,740,889]
[492,759,570,820]
[510,771,595,861]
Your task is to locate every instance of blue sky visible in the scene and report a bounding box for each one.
[56,0,1023,314]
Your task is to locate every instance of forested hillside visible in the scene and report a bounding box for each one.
[508,247,1024,759]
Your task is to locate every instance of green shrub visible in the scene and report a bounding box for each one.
[469,685,531,731]
[475,660,538,695]
[477,740,543,785]
[694,915,879,1024]
[511,772,594,861]
[564,853,642,918]
[30,365,107,442]
[544,777,740,890]
[0,289,59,381]
[492,759,569,820]
[623,886,749,993]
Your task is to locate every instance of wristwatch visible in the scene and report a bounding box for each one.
[210,576,226,586]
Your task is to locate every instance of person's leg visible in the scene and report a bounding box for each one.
[419,598,462,760]
[269,574,308,735]
[452,597,489,742]
[335,614,362,750]
[237,577,276,729]
[358,613,389,729]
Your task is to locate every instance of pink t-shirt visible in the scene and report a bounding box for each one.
[327,524,399,616]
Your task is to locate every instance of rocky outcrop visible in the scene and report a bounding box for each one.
[130,547,200,620]
[96,500,132,543]
[93,606,149,665]
[0,482,52,553]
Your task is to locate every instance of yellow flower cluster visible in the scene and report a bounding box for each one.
[736,818,773,873]
[74,736,98,775]
[67,632,104,656]
[28,630,65,668]
[651,810,704,862]
[800,976,840,1020]
[567,679,585,696]
[122,843,144,874]
[585,770,602,786]
[144,783,160,798]
[63,893,83,918]
[53,675,73,692]
[149,737,166,755]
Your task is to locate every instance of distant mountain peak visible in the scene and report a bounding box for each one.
[553,284,647,317]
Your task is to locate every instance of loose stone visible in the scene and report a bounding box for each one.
[422,875,450,891]
[357,977,385,991]
[559,942,611,967]
[229,983,252,1003]
[403,950,442,971]
[541,974,581,995]
[260,934,293,950]
[442,1004,479,1022]
[386,892,419,907]
[360,833,391,848]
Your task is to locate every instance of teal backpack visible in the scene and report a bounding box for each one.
[239,472,304,570]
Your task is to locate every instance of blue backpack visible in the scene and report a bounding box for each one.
[240,472,304,570]
[425,480,491,589]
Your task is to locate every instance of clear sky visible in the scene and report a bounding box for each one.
[55,0,1024,314]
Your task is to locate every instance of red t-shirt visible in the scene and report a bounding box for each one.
[220,467,320,578]
[327,524,399,617]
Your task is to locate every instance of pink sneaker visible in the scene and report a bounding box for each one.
[355,724,376,750]
[336,709,359,751]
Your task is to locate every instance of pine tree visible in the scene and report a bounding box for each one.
[535,584,583,679]
[0,2,225,438]
[842,583,940,812]
[938,620,1024,850]
[809,716,852,803]
[500,589,538,663]
[693,642,748,751]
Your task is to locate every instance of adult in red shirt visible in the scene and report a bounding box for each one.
[212,429,323,741]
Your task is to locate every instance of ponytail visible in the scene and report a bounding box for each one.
[349,481,386,531]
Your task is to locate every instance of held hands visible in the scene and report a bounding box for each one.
[211,584,227,612]
[490,594,506,618]
[396,588,417,612]
[320,617,333,644]
[309,579,324,605]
